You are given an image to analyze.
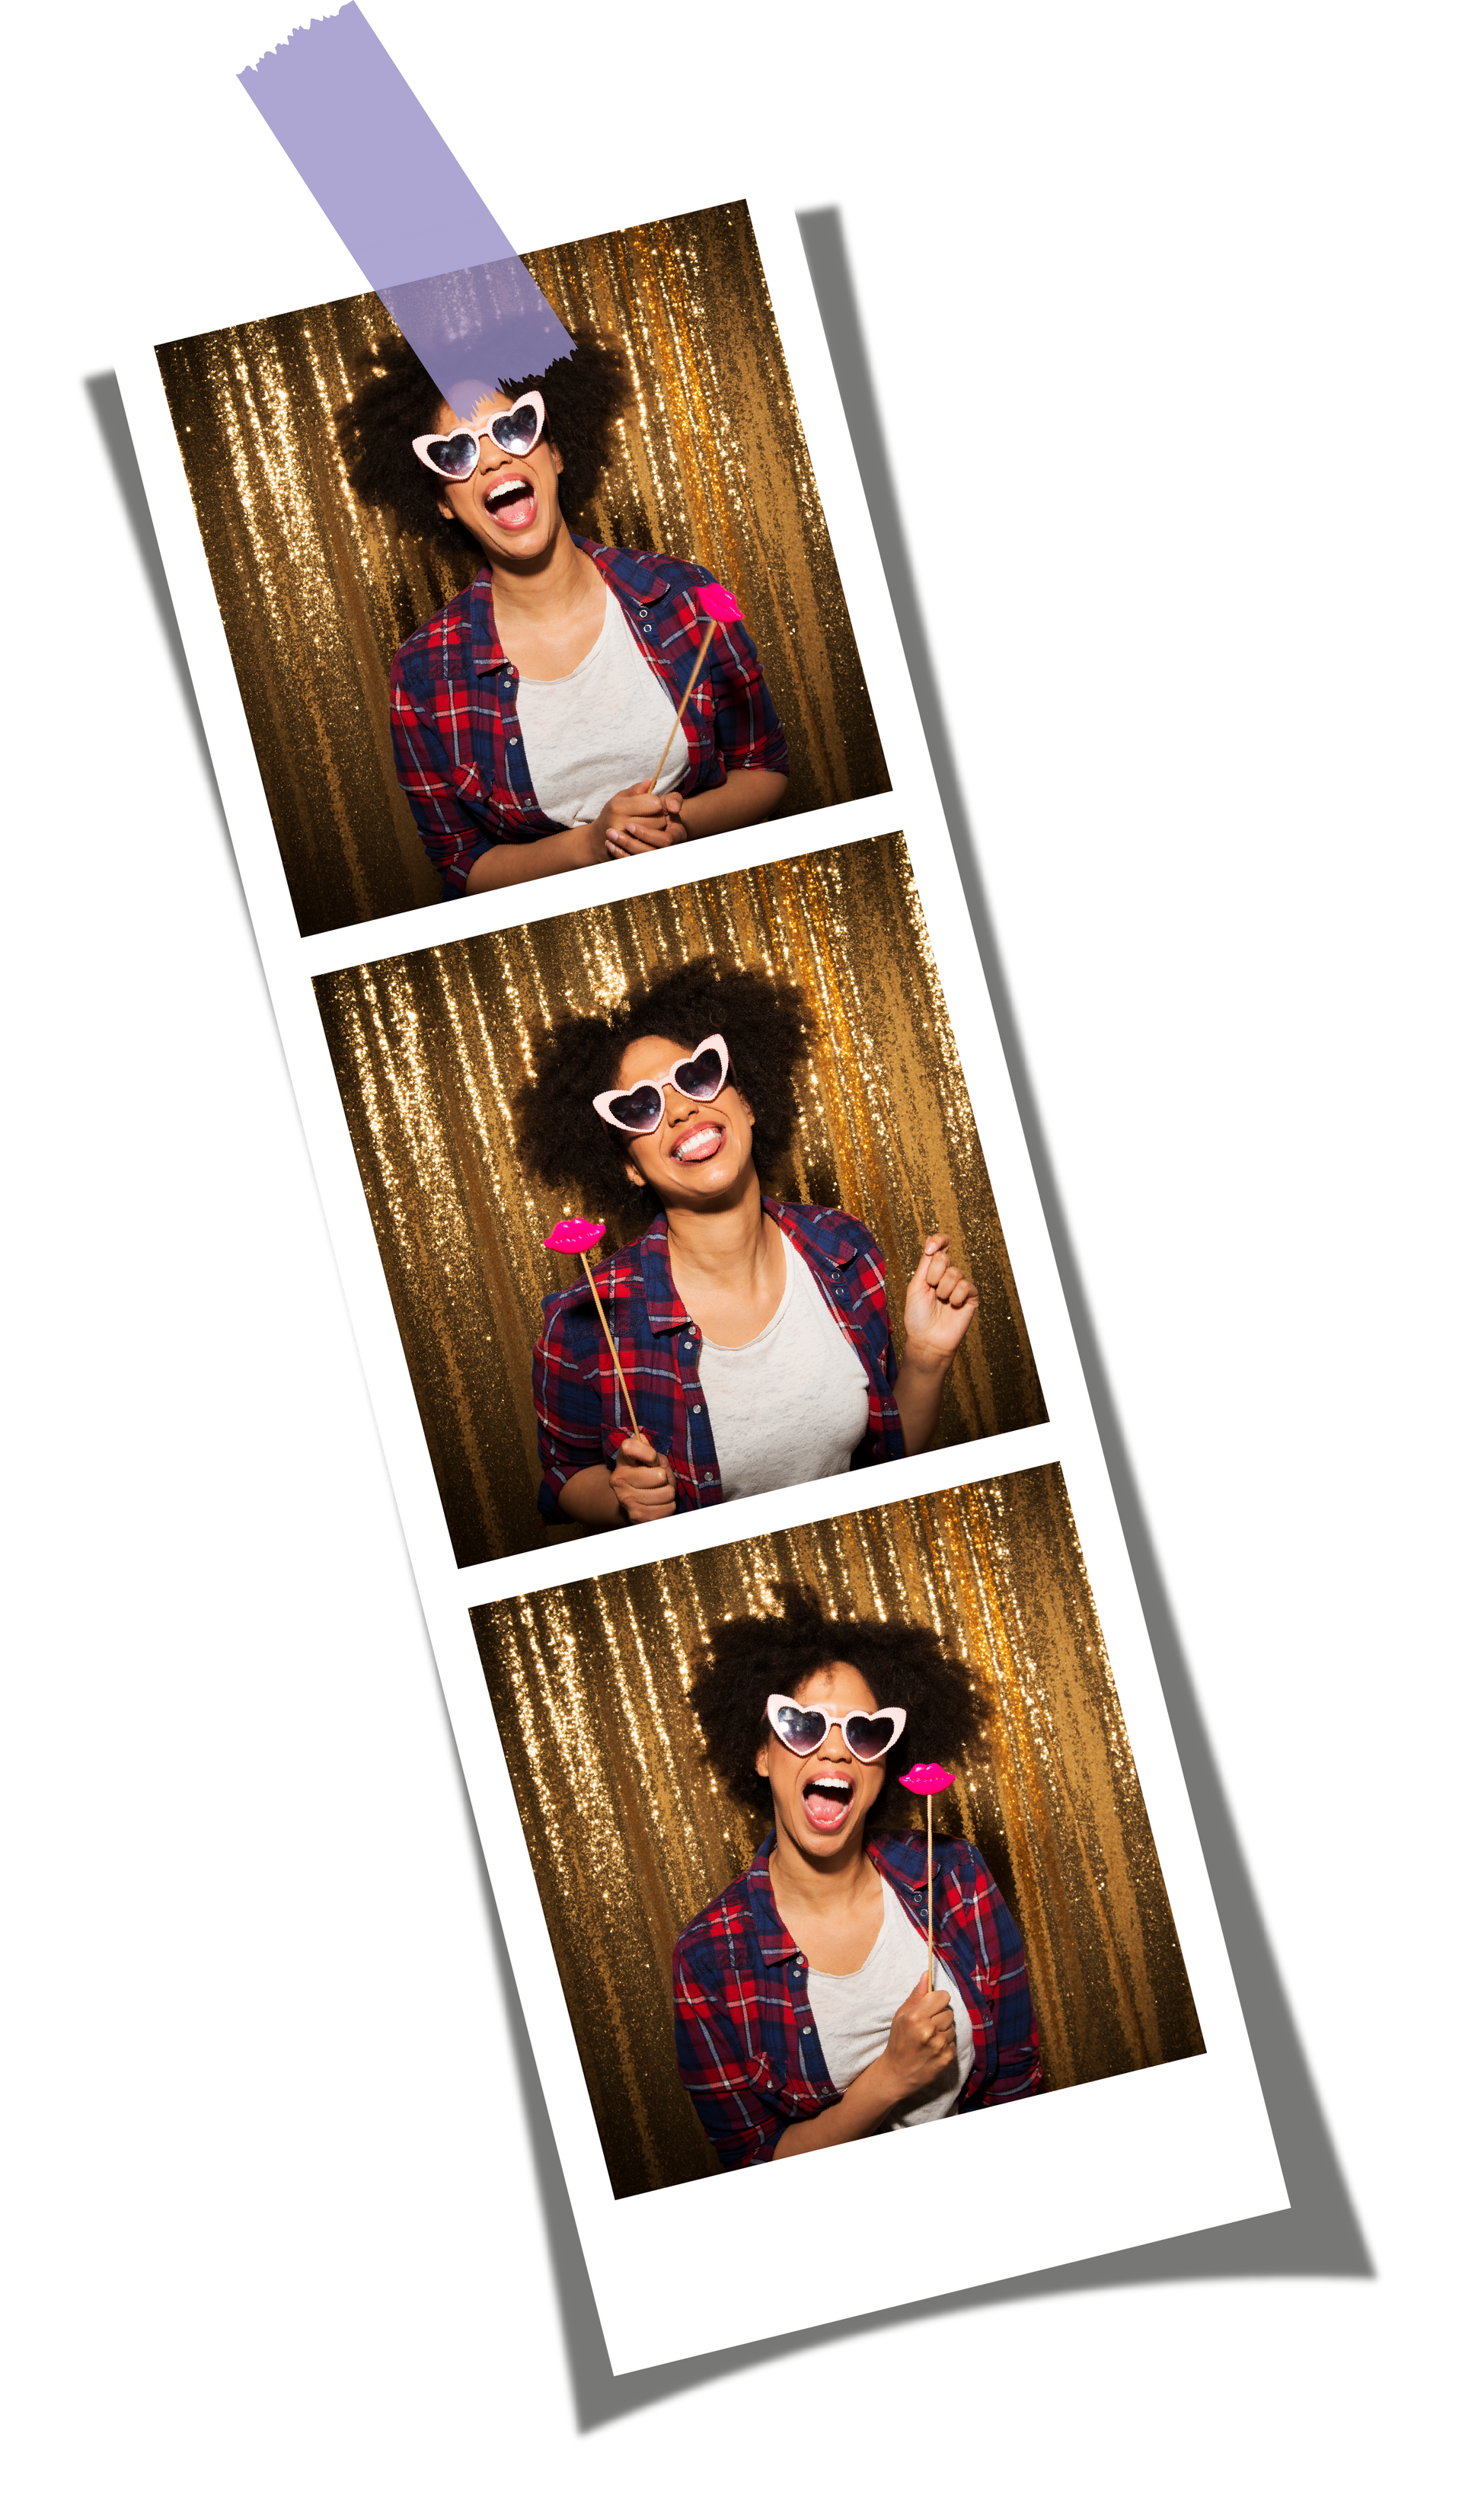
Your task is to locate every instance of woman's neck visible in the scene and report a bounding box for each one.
[768,1825,876,1922]
[484,516,599,631]
[662,1174,771,1283]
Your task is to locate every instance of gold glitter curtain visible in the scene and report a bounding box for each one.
[155,200,888,937]
[314,834,1046,1567]
[473,1465,1204,2201]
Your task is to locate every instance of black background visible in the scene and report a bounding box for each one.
[59,19,1391,2459]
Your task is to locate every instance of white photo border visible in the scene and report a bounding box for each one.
[117,192,1285,2372]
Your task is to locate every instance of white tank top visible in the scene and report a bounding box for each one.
[512,583,691,827]
[806,1873,976,2128]
[694,1231,870,1502]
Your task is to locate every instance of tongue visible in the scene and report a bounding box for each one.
[803,1791,850,1831]
[491,490,536,531]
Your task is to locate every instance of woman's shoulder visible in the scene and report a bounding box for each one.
[675,1874,761,1966]
[873,1830,990,1887]
[390,575,486,682]
[537,1230,657,1334]
[672,1860,765,1973]
[590,541,715,597]
[770,1200,884,1259]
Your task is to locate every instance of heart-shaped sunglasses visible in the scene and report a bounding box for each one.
[765,1697,908,1763]
[412,390,546,482]
[592,1035,731,1138]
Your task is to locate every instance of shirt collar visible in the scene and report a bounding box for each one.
[640,1197,860,1333]
[468,537,670,676]
[764,1196,860,1273]
[745,1835,799,1966]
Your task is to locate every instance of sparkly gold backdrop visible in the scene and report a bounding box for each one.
[474,1465,1203,2200]
[314,834,1046,1567]
[155,200,888,937]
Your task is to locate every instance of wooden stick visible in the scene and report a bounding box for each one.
[926,1796,935,1992]
[648,621,717,790]
[577,1253,641,1439]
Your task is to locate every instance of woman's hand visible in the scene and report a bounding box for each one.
[883,1976,959,2101]
[578,783,686,862]
[902,1234,978,1363]
[608,1432,678,1522]
[771,1972,959,2157]
[892,1235,978,1457]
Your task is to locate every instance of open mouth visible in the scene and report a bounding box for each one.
[484,474,537,531]
[670,1122,726,1164]
[801,1772,854,1834]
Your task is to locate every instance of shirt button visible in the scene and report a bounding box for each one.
[693,1404,702,1413]
[509,736,519,746]
[683,1339,693,1350]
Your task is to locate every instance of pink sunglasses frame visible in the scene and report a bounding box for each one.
[765,1695,909,1763]
[411,389,547,481]
[592,1034,732,1137]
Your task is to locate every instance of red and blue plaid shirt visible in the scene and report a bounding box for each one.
[674,1831,1042,2170]
[532,1199,904,1523]
[390,539,790,897]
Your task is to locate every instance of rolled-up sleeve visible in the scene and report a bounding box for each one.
[532,1300,611,1522]
[389,659,493,897]
[971,1860,1042,2106]
[672,1946,786,2172]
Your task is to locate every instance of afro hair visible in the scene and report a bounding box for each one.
[512,957,817,1235]
[688,1583,988,1828]
[334,322,634,563]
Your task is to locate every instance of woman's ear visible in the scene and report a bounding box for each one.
[736,1089,755,1129]
[624,1159,646,1190]
[548,436,564,477]
[755,1740,770,1779]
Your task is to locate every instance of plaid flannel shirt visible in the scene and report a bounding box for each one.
[674,1831,1042,2170]
[390,539,790,897]
[533,1199,904,1523]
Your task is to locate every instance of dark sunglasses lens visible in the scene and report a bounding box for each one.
[490,401,540,453]
[844,1715,896,1762]
[773,1707,828,1754]
[673,1046,726,1100]
[605,1084,663,1135]
[428,433,478,479]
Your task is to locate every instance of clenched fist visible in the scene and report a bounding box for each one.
[609,1431,678,1522]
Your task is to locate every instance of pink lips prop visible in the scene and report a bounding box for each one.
[899,1762,955,1795]
[902,1761,955,1991]
[543,1218,606,1256]
[699,582,743,622]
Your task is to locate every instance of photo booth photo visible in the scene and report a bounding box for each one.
[473,1464,1205,2201]
[155,200,889,935]
[314,832,1048,1565]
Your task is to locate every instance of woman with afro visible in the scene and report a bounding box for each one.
[673,1587,1040,2169]
[515,956,979,1531]
[336,330,789,901]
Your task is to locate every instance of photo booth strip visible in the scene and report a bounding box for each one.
[239,3,574,404]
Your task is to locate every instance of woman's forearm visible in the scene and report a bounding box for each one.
[772,2055,906,2158]
[678,768,787,839]
[556,1465,621,1528]
[891,1353,949,1455]
[464,828,592,893]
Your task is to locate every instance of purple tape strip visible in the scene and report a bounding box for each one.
[239,5,574,407]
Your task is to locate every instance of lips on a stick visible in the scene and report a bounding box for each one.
[899,1761,956,1992]
[646,583,745,792]
[542,1219,641,1439]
